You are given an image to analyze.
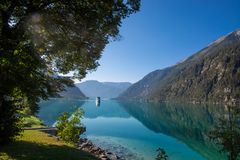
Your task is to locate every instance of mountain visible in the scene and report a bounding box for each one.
[76,80,131,99]
[59,85,86,99]
[118,29,240,105]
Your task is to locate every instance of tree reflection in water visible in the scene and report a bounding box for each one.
[209,105,240,160]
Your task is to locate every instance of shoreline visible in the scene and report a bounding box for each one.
[77,138,120,160]
[40,128,120,160]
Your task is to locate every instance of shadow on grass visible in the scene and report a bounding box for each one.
[0,141,98,160]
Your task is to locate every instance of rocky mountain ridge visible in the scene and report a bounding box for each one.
[118,29,240,105]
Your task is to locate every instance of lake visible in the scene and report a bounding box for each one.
[38,99,227,160]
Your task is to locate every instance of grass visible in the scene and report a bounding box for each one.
[0,130,98,160]
[21,115,45,128]
[0,115,98,160]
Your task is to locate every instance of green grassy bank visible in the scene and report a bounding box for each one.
[0,116,98,160]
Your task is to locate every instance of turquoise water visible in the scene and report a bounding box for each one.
[38,99,227,160]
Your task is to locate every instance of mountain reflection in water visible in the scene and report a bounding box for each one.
[39,99,229,159]
[117,101,228,159]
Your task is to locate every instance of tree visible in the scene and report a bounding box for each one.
[56,108,85,145]
[156,148,168,160]
[0,0,140,144]
[209,106,240,160]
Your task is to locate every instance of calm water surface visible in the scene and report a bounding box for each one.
[38,99,227,160]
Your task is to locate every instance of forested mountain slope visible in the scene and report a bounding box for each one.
[119,29,240,105]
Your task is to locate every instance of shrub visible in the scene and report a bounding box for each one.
[56,108,85,145]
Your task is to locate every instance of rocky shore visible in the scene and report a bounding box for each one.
[41,128,120,160]
[77,138,120,160]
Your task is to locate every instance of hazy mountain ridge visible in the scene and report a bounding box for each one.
[76,80,131,98]
[59,85,86,99]
[119,29,240,105]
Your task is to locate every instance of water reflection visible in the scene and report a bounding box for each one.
[209,105,240,160]
[38,98,85,126]
[117,101,228,159]
[38,99,130,124]
[38,99,231,159]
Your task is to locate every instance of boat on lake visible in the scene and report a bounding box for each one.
[96,97,101,106]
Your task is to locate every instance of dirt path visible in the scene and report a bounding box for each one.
[23,127,56,131]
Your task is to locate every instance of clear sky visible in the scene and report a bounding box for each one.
[81,0,240,83]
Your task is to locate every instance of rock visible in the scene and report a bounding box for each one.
[77,138,87,145]
[76,138,121,160]
[99,150,105,154]
[108,154,118,160]
[88,146,94,152]
[106,152,112,155]
[112,154,118,160]
[90,146,100,153]
[99,154,108,159]
[82,148,89,152]
[79,142,88,149]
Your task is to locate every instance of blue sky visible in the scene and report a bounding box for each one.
[81,0,240,83]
